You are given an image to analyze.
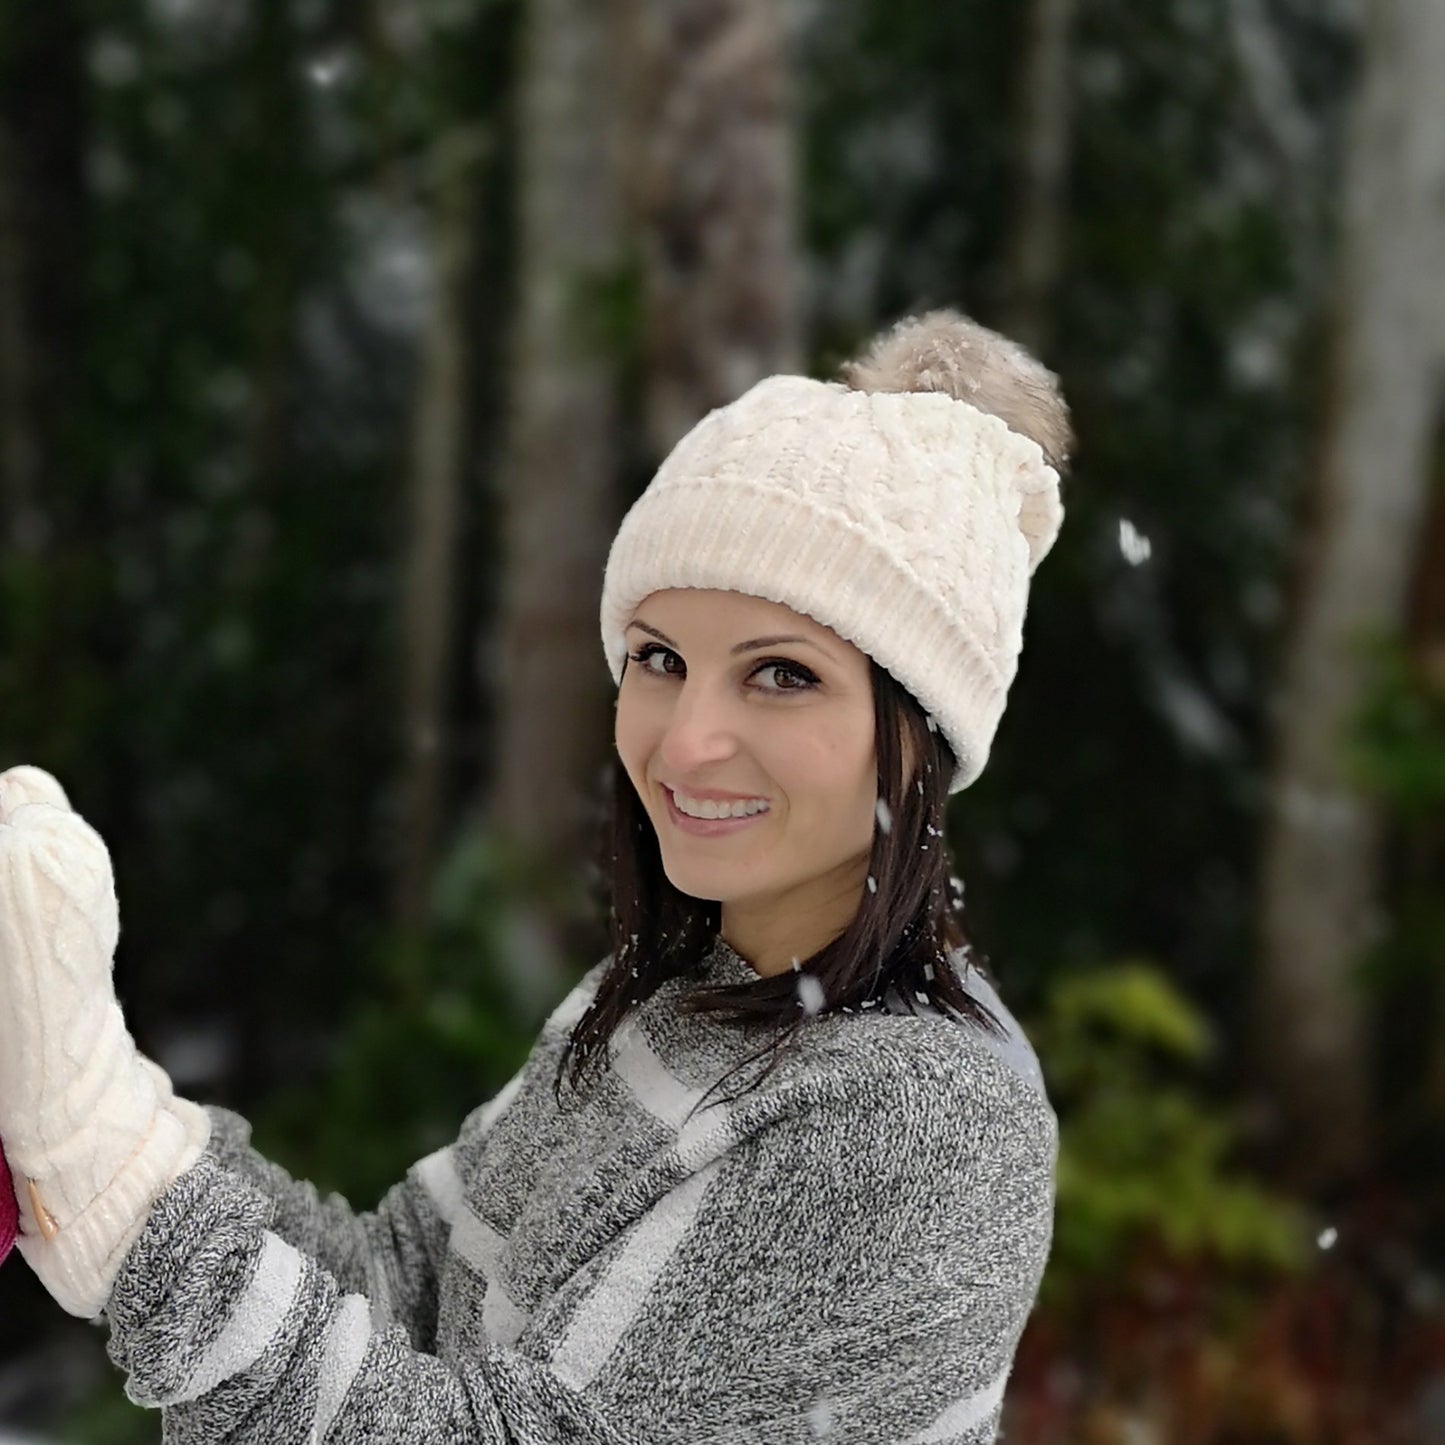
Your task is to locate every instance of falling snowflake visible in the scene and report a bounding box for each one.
[805,1397,836,1436]
[1118,517,1152,566]
[89,33,141,87]
[796,975,825,1016]
[306,48,351,87]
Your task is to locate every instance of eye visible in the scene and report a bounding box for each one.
[624,644,820,693]
[751,661,820,693]
[627,647,682,679]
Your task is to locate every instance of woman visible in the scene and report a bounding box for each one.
[0,309,1070,1443]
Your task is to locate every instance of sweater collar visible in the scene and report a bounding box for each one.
[698,933,764,986]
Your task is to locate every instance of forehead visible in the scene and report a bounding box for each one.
[630,588,843,647]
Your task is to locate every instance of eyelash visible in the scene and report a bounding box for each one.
[625,643,820,695]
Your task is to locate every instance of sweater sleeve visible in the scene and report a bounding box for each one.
[99,1053,1055,1444]
[192,1069,526,1353]
[102,1154,632,1444]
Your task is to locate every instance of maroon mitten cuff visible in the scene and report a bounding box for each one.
[0,1146,17,1265]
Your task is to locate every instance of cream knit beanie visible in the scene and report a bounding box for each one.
[598,310,1072,794]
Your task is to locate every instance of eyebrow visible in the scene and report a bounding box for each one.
[627,620,837,662]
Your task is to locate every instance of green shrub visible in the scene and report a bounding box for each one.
[1028,960,1309,1309]
[1346,633,1445,821]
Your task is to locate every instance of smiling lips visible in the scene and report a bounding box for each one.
[664,786,772,835]
[667,785,770,820]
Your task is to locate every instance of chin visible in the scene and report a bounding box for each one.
[662,861,735,897]
[659,854,756,896]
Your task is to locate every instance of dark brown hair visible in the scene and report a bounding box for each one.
[554,654,1007,1114]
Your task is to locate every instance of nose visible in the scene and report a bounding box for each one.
[656,679,743,775]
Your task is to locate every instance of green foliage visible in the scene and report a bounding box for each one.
[1029,961,1309,1308]
[55,1386,156,1445]
[250,822,545,1205]
[1038,960,1214,1075]
[1344,630,1445,1145]
[1346,631,1445,820]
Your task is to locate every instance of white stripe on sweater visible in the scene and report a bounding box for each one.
[903,1369,1008,1442]
[612,1019,740,1169]
[450,1201,507,1282]
[544,973,604,1037]
[308,1292,372,1443]
[415,1145,466,1226]
[474,1068,526,1134]
[610,1018,699,1126]
[482,1280,531,1346]
[162,1231,303,1404]
[673,1099,739,1171]
[549,1157,721,1393]
[417,1135,532,1340]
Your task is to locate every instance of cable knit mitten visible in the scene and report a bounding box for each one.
[0,765,210,1318]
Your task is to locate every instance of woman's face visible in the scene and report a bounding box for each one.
[614,588,879,973]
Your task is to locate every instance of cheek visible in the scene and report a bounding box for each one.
[613,697,645,790]
[785,719,875,807]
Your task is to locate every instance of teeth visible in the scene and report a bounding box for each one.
[671,789,769,820]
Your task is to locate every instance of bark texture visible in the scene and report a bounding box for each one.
[395,133,486,929]
[1252,0,1445,1186]
[619,0,802,455]
[485,0,626,1012]
[1000,0,1075,354]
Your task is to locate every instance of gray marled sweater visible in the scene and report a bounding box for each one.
[103,935,1056,1442]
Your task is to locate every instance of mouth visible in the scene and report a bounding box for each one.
[662,786,772,838]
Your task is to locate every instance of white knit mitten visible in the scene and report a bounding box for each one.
[0,765,210,1318]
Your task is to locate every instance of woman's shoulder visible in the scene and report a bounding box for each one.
[728,959,1053,1153]
[748,1008,1057,1208]
[786,977,1056,1188]
[891,949,1049,1101]
[831,947,1048,1105]
[807,993,1053,1131]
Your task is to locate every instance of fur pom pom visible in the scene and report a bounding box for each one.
[840,309,1073,472]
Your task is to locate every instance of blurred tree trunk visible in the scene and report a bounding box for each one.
[619,0,802,455]
[1409,412,1445,1127]
[241,0,305,511]
[483,0,625,1014]
[1251,0,1445,1188]
[394,133,488,930]
[0,0,86,555]
[999,0,1075,353]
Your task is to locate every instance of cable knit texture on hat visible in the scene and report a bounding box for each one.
[599,312,1067,793]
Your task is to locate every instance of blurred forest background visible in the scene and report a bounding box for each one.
[1,0,1443,1440]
